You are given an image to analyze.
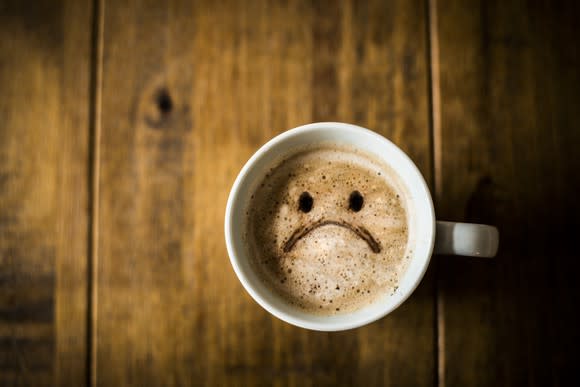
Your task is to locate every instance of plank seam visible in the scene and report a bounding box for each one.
[426,0,444,386]
[87,0,104,386]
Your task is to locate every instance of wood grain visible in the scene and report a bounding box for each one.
[436,0,580,386]
[96,0,434,385]
[0,0,93,385]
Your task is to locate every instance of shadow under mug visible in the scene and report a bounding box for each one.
[225,122,499,331]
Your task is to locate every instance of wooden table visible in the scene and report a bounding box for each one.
[1,0,579,385]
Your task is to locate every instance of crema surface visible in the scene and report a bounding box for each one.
[244,145,410,314]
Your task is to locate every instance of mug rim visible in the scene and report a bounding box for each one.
[224,122,435,330]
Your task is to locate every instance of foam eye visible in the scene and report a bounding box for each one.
[298,192,313,213]
[349,191,364,212]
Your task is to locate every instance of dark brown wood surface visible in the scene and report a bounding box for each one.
[95,0,433,385]
[1,0,579,385]
[0,0,92,385]
[436,0,580,386]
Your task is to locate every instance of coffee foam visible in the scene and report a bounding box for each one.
[244,144,411,315]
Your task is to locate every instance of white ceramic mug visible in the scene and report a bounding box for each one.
[225,122,498,331]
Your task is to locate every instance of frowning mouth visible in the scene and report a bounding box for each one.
[282,219,382,253]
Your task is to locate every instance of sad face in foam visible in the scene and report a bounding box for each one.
[283,189,381,254]
[246,146,409,314]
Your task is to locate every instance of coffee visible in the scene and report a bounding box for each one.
[244,144,411,315]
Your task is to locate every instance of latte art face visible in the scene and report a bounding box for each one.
[244,144,411,315]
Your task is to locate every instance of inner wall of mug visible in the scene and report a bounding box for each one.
[226,123,435,330]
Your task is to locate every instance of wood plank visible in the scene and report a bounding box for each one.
[0,0,93,385]
[96,0,434,385]
[436,0,580,386]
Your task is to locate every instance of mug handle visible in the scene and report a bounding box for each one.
[434,221,499,257]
